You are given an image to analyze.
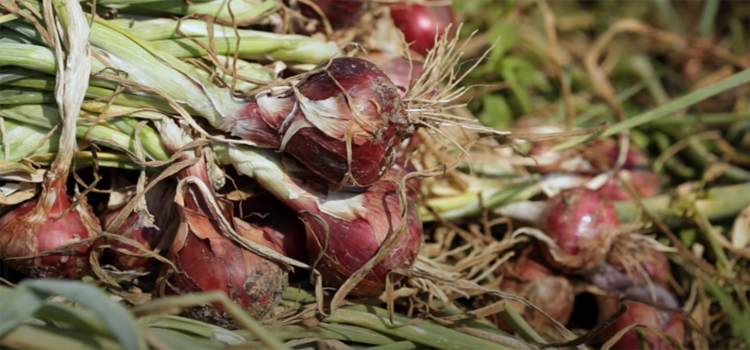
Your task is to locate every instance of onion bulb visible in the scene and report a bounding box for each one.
[540,187,620,273]
[0,182,100,278]
[598,293,685,350]
[227,56,411,187]
[492,258,575,333]
[387,1,455,55]
[286,0,371,30]
[160,176,288,329]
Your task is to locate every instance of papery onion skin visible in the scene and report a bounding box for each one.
[228,57,411,187]
[598,293,685,350]
[540,187,620,273]
[0,184,100,278]
[388,1,455,55]
[491,259,575,332]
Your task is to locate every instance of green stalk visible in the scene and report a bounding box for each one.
[30,151,143,170]
[0,87,55,104]
[104,0,276,24]
[497,301,549,345]
[0,119,59,162]
[614,182,750,225]
[0,324,122,350]
[551,68,750,151]
[420,180,539,222]
[367,341,420,350]
[698,0,720,37]
[325,305,515,350]
[151,36,339,63]
[0,104,168,161]
[236,324,401,346]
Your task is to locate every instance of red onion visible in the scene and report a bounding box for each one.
[587,241,671,300]
[227,57,411,187]
[539,187,620,273]
[157,121,288,327]
[0,182,100,278]
[492,258,575,332]
[287,0,371,30]
[387,1,455,55]
[222,145,423,296]
[598,294,685,350]
[101,180,177,271]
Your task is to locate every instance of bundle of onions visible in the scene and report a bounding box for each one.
[490,258,575,333]
[598,292,685,350]
[386,0,455,55]
[538,187,620,273]
[101,179,178,271]
[0,2,99,279]
[225,56,411,187]
[156,120,289,327]
[218,143,422,297]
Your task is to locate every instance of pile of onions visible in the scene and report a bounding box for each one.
[539,187,620,273]
[0,182,100,278]
[101,180,177,271]
[227,57,411,187]
[598,292,685,350]
[387,1,455,55]
[491,258,575,333]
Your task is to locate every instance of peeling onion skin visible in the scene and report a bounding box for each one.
[300,180,422,296]
[0,184,100,278]
[388,1,455,55]
[492,259,575,333]
[229,57,411,187]
[598,294,685,350]
[239,193,309,265]
[540,187,620,273]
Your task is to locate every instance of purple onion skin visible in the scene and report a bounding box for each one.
[0,184,100,278]
[540,187,620,273]
[239,194,309,264]
[230,57,411,187]
[289,0,371,30]
[368,53,425,96]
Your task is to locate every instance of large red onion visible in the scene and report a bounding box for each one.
[226,57,411,187]
[101,180,177,271]
[286,0,371,30]
[223,145,422,297]
[0,182,100,278]
[540,187,620,273]
[598,293,685,350]
[387,1,455,55]
[492,258,575,333]
[159,164,288,328]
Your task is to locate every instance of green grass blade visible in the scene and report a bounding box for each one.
[550,68,750,151]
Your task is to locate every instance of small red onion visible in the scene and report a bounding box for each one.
[287,0,371,30]
[387,1,455,55]
[227,57,411,187]
[492,258,575,332]
[540,187,620,273]
[0,183,100,278]
[598,293,685,350]
[101,180,177,271]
